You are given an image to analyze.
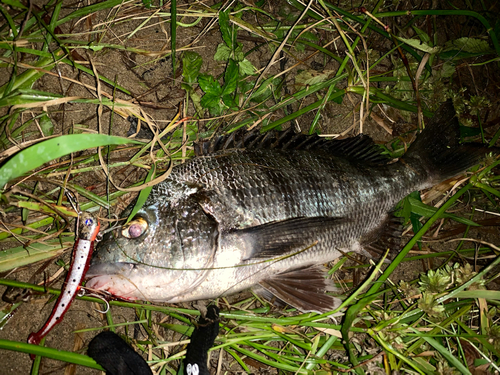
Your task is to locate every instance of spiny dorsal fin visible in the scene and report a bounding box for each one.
[194,128,390,165]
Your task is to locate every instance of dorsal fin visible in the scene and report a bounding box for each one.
[194,128,390,164]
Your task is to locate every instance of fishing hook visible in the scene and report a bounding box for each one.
[81,290,110,314]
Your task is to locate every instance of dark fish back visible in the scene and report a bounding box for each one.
[195,127,390,165]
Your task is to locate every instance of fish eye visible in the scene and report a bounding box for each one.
[121,217,148,239]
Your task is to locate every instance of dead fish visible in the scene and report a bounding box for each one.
[86,101,493,313]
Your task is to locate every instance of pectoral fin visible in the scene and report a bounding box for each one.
[258,265,341,313]
[232,217,343,260]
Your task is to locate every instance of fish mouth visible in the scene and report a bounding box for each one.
[85,262,141,300]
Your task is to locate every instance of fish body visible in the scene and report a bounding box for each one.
[86,102,490,312]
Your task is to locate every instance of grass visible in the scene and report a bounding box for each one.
[0,0,499,374]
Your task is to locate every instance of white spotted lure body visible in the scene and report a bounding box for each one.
[28,212,100,351]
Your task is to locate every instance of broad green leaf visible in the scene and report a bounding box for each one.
[200,93,220,109]
[234,44,245,62]
[198,74,222,96]
[182,51,203,85]
[295,70,331,88]
[397,37,442,54]
[299,30,318,42]
[40,113,54,136]
[239,59,256,76]
[0,134,140,189]
[214,43,231,61]
[445,37,493,54]
[412,26,430,44]
[440,61,456,78]
[250,77,276,102]
[328,85,345,104]
[460,124,482,138]
[222,94,238,108]
[222,59,239,96]
[219,9,234,48]
[412,357,436,372]
[0,88,62,107]
[190,91,203,115]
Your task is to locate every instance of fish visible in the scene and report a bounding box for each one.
[86,101,493,313]
[28,212,100,351]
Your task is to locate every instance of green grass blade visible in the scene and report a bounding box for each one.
[454,290,500,300]
[415,332,472,375]
[0,339,104,371]
[171,0,177,77]
[408,197,479,226]
[126,162,156,224]
[0,239,73,272]
[0,134,140,189]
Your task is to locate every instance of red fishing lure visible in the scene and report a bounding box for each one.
[28,212,100,353]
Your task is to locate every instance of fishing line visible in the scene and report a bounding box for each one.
[105,229,319,271]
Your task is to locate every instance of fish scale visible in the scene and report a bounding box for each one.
[166,149,408,229]
[86,101,493,313]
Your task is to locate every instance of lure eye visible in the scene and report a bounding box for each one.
[121,217,148,239]
[85,218,93,227]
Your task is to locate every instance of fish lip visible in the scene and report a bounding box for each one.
[85,262,143,300]
[85,262,136,278]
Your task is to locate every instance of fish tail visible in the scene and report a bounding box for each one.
[402,100,493,185]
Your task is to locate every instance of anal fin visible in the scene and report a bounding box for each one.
[360,213,402,260]
[258,265,341,313]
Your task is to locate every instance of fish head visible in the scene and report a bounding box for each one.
[86,197,219,302]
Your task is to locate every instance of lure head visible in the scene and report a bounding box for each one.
[79,212,100,241]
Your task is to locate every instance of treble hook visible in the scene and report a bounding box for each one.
[102,213,121,235]
[82,290,110,314]
[65,189,82,236]
[65,189,81,214]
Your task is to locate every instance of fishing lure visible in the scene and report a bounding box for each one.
[28,212,100,350]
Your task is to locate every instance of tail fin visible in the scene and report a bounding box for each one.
[402,100,494,186]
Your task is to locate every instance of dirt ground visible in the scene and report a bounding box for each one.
[1,0,500,374]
